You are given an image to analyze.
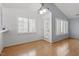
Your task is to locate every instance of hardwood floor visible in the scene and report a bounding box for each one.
[1,39,79,56]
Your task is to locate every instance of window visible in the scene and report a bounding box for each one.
[65,21,68,33]
[18,17,36,33]
[29,19,36,32]
[56,19,61,35]
[56,18,68,35]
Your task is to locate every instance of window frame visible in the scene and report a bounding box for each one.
[18,17,36,34]
[56,18,68,35]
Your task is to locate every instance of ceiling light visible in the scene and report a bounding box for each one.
[38,3,49,14]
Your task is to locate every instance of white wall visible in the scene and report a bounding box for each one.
[2,8,44,47]
[0,7,1,31]
[44,3,69,42]
[43,10,52,43]
[69,18,79,39]
[1,3,69,47]
[0,7,2,53]
[0,4,3,53]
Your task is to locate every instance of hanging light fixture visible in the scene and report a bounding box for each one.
[38,3,49,14]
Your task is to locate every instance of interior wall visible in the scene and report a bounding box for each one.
[44,3,69,42]
[43,10,52,43]
[0,4,3,53]
[2,8,44,47]
[0,7,1,31]
[69,17,79,39]
[1,3,69,47]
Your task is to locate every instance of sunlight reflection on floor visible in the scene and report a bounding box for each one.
[56,42,69,56]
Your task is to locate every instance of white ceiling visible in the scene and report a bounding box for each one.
[2,3,40,8]
[55,3,79,18]
[1,3,41,12]
[1,3,79,18]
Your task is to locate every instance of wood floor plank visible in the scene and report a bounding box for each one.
[1,39,79,56]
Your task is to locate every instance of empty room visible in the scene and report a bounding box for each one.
[0,3,79,56]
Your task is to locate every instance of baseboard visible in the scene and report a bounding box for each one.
[4,39,44,48]
[3,37,70,48]
[51,37,69,44]
[44,38,52,43]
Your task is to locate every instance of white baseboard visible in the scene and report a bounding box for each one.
[4,39,44,48]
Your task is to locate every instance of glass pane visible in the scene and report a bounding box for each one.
[29,19,36,32]
[18,17,28,33]
[56,19,61,35]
